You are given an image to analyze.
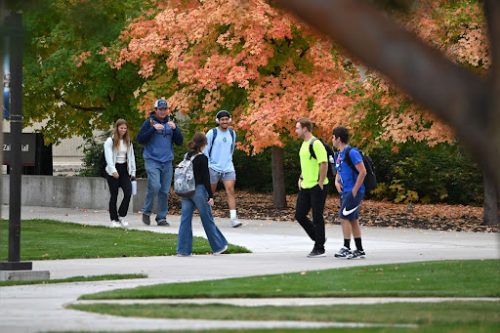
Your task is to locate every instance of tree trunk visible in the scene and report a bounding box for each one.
[483,171,500,225]
[271,146,287,208]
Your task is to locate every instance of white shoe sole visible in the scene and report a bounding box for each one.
[347,255,366,260]
[213,245,228,255]
[307,253,326,258]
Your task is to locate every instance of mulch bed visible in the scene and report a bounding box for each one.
[168,191,498,233]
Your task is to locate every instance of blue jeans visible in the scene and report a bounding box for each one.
[143,159,173,221]
[177,185,228,255]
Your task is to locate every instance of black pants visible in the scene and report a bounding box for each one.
[107,163,132,221]
[295,185,327,251]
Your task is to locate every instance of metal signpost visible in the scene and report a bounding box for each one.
[0,6,33,272]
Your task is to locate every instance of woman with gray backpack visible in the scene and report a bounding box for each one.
[175,132,228,256]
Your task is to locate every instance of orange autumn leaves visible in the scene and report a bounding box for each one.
[106,0,488,152]
[107,0,355,153]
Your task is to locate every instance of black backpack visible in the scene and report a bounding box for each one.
[344,147,377,192]
[99,150,108,178]
[309,138,336,188]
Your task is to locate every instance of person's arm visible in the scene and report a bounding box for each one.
[203,129,213,158]
[335,171,342,193]
[318,162,327,190]
[194,154,214,206]
[231,128,237,154]
[199,155,214,199]
[172,126,183,146]
[313,140,328,189]
[136,119,155,144]
[350,150,367,196]
[103,138,117,177]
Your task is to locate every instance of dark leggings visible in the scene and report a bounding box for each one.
[107,163,132,221]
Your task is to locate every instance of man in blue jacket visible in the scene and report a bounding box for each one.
[137,98,183,226]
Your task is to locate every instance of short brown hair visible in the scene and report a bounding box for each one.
[297,117,313,132]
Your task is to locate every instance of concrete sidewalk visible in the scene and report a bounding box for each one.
[0,205,498,333]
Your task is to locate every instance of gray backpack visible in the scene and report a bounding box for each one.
[174,153,201,197]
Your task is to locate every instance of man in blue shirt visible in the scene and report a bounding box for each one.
[204,110,242,228]
[137,98,183,226]
[332,127,367,259]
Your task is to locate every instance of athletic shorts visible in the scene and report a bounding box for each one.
[339,191,365,221]
[209,168,236,184]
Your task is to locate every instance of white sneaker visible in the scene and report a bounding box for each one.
[231,219,242,228]
[118,217,128,227]
[213,244,228,255]
[110,220,121,228]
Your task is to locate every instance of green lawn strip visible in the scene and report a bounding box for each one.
[81,259,500,300]
[44,326,500,333]
[68,301,499,330]
[0,273,147,287]
[42,327,434,333]
[0,219,250,260]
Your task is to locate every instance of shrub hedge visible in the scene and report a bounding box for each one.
[80,137,483,205]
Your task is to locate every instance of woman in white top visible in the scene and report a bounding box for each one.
[104,119,136,228]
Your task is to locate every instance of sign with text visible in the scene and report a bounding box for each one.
[2,133,37,166]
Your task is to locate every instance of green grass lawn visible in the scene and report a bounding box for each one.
[0,219,250,260]
[0,273,147,287]
[81,259,500,299]
[72,260,500,333]
[70,301,500,332]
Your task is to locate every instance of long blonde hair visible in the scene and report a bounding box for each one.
[112,119,131,150]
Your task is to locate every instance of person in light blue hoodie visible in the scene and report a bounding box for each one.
[137,98,183,226]
[204,110,242,228]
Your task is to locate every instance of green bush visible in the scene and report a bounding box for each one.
[233,140,302,194]
[369,141,483,205]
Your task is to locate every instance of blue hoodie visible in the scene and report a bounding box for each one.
[137,112,183,163]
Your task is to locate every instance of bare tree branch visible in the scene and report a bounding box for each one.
[484,0,500,107]
[484,0,500,196]
[54,92,105,112]
[485,0,500,80]
[274,1,487,126]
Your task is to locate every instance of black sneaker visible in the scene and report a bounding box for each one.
[142,214,151,225]
[334,246,352,258]
[156,219,170,226]
[347,249,366,259]
[307,248,326,258]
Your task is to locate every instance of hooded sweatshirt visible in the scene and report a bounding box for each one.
[137,112,183,163]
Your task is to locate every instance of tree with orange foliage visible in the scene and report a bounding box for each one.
[109,0,359,207]
[275,0,498,225]
[110,0,494,218]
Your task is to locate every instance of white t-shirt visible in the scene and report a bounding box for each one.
[116,140,127,164]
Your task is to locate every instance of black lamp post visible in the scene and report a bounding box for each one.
[0,9,32,271]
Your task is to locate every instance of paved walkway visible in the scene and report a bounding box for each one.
[0,205,498,332]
